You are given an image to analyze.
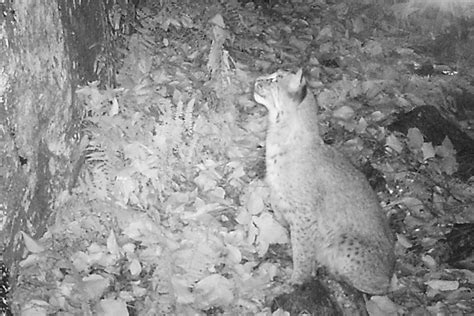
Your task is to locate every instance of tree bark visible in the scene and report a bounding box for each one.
[0,0,115,281]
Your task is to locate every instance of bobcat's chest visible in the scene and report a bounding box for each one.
[264,131,304,222]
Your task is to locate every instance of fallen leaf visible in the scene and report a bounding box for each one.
[332,105,355,120]
[398,196,424,214]
[355,117,368,134]
[194,274,234,308]
[421,254,437,269]
[209,14,226,28]
[362,80,382,99]
[425,280,459,291]
[385,134,403,153]
[83,274,110,300]
[71,251,90,272]
[246,190,265,215]
[407,127,423,151]
[97,298,129,316]
[107,230,120,257]
[362,40,383,56]
[396,233,413,249]
[225,244,242,264]
[21,301,49,316]
[21,231,45,253]
[366,295,402,316]
[272,308,290,316]
[436,137,456,158]
[253,212,289,256]
[171,276,195,305]
[438,156,458,175]
[421,142,435,160]
[194,171,218,192]
[370,110,386,121]
[129,258,142,276]
[352,16,365,33]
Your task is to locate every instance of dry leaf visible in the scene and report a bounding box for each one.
[209,14,226,28]
[366,295,402,316]
[333,105,355,120]
[407,127,423,151]
[253,212,289,256]
[421,142,435,161]
[385,134,403,153]
[246,190,265,215]
[426,280,460,291]
[129,258,142,276]
[107,230,120,257]
[21,301,49,316]
[20,231,45,253]
[194,274,234,308]
[97,298,129,316]
[83,274,110,300]
[398,196,424,213]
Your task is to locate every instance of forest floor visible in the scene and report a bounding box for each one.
[11,0,474,315]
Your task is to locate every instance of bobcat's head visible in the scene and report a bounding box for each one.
[254,69,308,124]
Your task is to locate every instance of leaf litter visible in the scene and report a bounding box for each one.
[12,0,474,315]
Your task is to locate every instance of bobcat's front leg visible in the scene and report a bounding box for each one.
[289,222,315,284]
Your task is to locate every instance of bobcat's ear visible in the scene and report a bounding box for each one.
[288,69,305,92]
[289,69,307,104]
[295,68,304,82]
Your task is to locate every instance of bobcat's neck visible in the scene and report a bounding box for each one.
[266,92,322,151]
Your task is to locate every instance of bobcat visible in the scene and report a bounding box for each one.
[253,69,395,295]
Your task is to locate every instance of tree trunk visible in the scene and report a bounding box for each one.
[0,0,117,293]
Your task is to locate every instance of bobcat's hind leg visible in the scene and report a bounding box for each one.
[330,234,393,294]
